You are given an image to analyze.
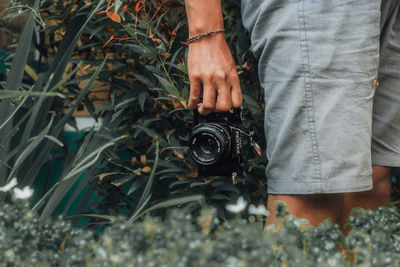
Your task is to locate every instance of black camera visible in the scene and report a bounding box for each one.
[188,109,243,179]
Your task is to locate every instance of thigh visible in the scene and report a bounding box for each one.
[372,0,400,167]
[242,0,381,194]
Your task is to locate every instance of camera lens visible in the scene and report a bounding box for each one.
[199,136,217,154]
[189,123,231,165]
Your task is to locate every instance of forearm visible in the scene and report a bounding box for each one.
[185,0,224,37]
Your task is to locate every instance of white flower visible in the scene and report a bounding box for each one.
[13,186,33,199]
[293,218,308,226]
[248,204,270,217]
[96,247,107,259]
[0,178,18,192]
[264,224,277,232]
[225,196,247,213]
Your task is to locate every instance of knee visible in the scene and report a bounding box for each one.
[372,166,392,199]
[297,194,344,212]
[372,177,391,198]
[372,174,391,200]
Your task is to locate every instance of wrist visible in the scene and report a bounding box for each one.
[188,22,224,37]
[188,29,225,44]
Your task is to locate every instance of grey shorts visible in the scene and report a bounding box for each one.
[241,0,400,194]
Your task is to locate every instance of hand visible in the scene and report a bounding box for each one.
[187,33,242,115]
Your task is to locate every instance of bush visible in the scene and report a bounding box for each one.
[0,0,266,224]
[0,191,399,266]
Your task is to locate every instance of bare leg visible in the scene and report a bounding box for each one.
[338,165,392,233]
[264,166,391,230]
[265,193,344,228]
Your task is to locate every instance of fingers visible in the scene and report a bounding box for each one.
[215,73,242,111]
[188,76,202,109]
[215,84,232,112]
[189,74,242,114]
[198,79,216,115]
[187,38,242,114]
[231,80,242,108]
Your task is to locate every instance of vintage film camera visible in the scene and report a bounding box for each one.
[188,108,244,182]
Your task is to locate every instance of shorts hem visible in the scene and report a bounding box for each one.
[371,155,400,168]
[267,175,372,194]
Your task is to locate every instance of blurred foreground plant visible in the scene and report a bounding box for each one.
[0,187,399,266]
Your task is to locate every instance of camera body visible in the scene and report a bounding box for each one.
[188,109,243,177]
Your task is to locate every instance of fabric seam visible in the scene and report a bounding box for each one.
[297,0,322,181]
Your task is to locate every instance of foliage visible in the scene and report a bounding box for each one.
[0,193,399,266]
[0,0,266,224]
[1,0,398,228]
[0,0,132,224]
[81,0,267,221]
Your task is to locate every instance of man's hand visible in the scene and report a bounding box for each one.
[184,0,242,115]
[187,34,242,115]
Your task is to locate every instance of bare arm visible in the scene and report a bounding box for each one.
[185,0,242,114]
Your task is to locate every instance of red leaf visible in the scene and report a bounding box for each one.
[135,2,144,13]
[96,10,106,15]
[106,0,112,10]
[253,142,262,156]
[106,11,121,23]
[103,35,114,48]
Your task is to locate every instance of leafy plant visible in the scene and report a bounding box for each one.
[79,0,268,222]
[2,0,398,228]
[0,0,130,222]
[0,190,399,266]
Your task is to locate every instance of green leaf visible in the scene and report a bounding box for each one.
[3,0,39,92]
[0,85,34,131]
[68,213,115,221]
[22,58,107,195]
[169,180,192,188]
[114,0,123,13]
[153,74,180,97]
[44,135,64,147]
[134,194,204,219]
[0,90,64,99]
[126,44,149,55]
[138,92,148,112]
[6,114,56,181]
[33,136,127,219]
[128,178,147,195]
[128,141,159,223]
[155,96,184,102]
[0,0,40,182]
[209,193,231,201]
[242,93,261,113]
[177,63,187,74]
[111,173,140,187]
[134,125,166,144]
[133,74,153,88]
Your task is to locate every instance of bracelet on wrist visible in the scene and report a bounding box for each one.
[187,29,225,44]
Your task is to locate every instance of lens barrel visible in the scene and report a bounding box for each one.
[188,123,231,165]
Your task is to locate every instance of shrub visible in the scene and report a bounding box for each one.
[1,0,399,229]
[0,189,399,266]
[0,0,266,224]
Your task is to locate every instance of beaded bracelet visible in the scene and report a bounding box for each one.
[187,29,225,44]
